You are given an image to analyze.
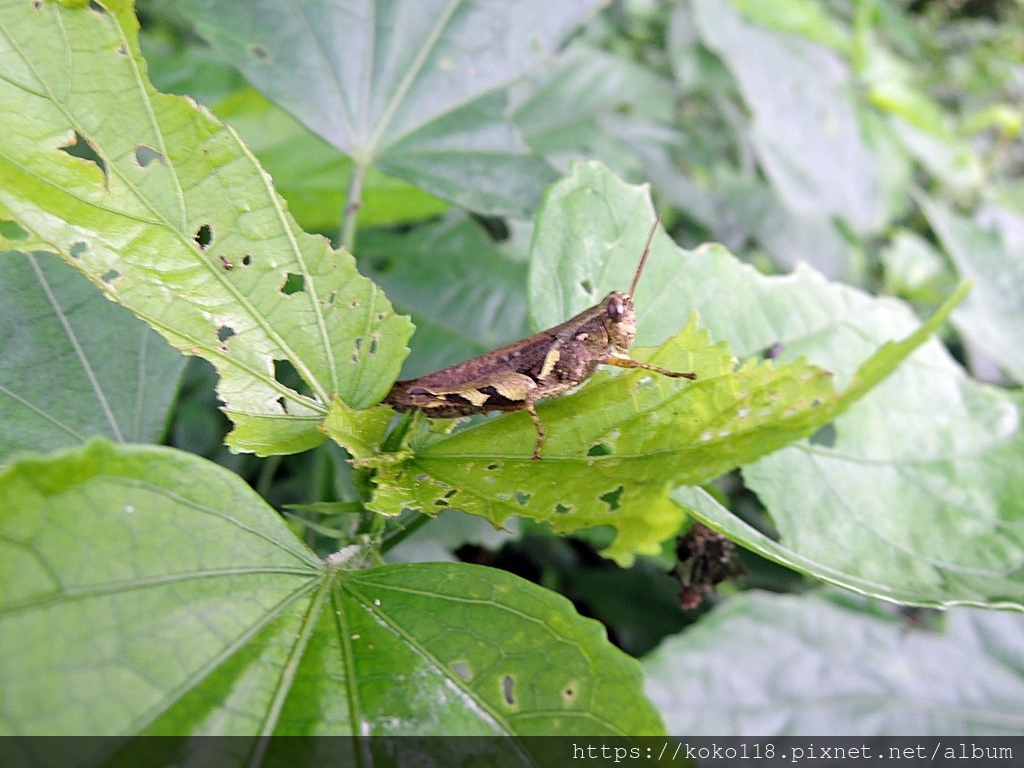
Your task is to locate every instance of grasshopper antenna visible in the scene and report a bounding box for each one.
[629,214,662,296]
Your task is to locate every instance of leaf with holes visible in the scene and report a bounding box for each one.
[172,0,605,217]
[526,166,1014,609]
[0,440,663,737]
[326,164,968,565]
[0,0,412,456]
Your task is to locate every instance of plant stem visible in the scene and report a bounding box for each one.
[341,158,368,252]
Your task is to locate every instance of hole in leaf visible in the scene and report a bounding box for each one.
[194,224,213,250]
[354,337,363,351]
[501,675,516,706]
[276,396,289,414]
[217,326,235,343]
[588,442,615,457]
[486,463,501,471]
[0,220,28,240]
[369,336,378,355]
[443,489,458,499]
[69,241,88,259]
[281,272,305,295]
[88,0,106,13]
[513,491,530,506]
[101,269,120,283]
[349,299,360,308]
[59,131,108,186]
[809,422,836,448]
[32,1,43,10]
[563,683,578,703]
[435,499,449,507]
[249,43,272,62]
[134,144,164,167]
[218,255,234,271]
[242,254,252,266]
[451,661,472,681]
[599,485,624,512]
[555,503,572,515]
[580,278,594,294]
[117,43,127,56]
[273,358,310,397]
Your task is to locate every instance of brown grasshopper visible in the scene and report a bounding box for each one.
[384,216,696,459]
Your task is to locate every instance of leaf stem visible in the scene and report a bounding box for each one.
[380,511,432,554]
[341,158,368,252]
[255,454,283,500]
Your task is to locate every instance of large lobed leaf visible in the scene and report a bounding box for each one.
[0,440,663,738]
[327,164,967,566]
[172,0,606,217]
[212,89,451,233]
[0,0,412,456]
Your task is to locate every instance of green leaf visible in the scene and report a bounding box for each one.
[693,0,883,234]
[213,89,449,232]
[730,0,851,53]
[0,440,663,736]
[713,172,849,279]
[921,197,1024,384]
[332,164,962,566]
[0,251,184,459]
[644,592,1024,735]
[656,266,1019,608]
[173,0,605,217]
[0,0,413,456]
[512,43,677,165]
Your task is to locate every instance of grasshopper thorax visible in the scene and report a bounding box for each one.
[602,290,637,351]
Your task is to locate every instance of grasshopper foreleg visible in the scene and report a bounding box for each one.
[603,351,696,380]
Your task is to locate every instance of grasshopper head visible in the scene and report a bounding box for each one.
[602,290,637,350]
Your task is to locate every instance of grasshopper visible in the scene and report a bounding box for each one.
[384,216,696,459]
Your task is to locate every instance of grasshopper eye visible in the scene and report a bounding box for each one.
[607,295,626,322]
